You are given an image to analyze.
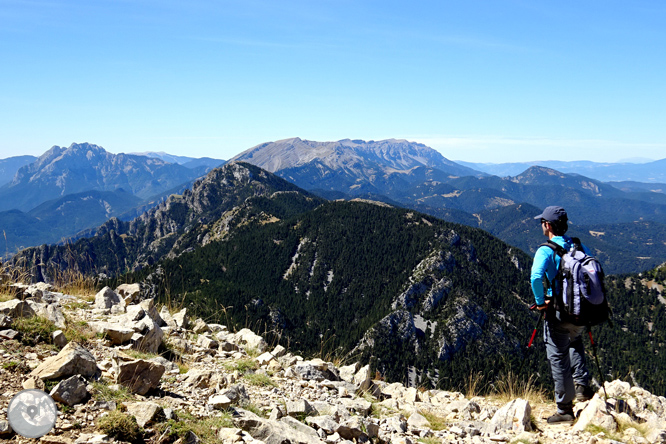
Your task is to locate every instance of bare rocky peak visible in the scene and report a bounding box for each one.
[231,137,458,173]
[11,142,174,184]
[0,142,203,212]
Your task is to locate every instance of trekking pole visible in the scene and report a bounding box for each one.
[517,304,544,375]
[587,327,610,411]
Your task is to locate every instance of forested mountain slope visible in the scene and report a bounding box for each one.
[120,196,666,394]
[600,264,666,394]
[122,198,541,390]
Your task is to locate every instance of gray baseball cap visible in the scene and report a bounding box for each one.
[534,206,568,223]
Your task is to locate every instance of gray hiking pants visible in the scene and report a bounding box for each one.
[544,318,589,413]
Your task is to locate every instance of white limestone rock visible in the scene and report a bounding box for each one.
[489,398,532,433]
[94,286,124,310]
[30,341,99,380]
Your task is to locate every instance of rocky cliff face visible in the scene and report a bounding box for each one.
[0,155,37,186]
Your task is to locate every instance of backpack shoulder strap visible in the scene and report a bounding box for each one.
[540,240,567,257]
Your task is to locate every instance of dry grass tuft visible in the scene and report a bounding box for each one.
[51,267,98,299]
[489,371,549,405]
[156,409,233,443]
[465,371,487,399]
[419,410,448,431]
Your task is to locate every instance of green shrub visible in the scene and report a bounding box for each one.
[157,410,233,442]
[90,381,135,403]
[64,318,98,344]
[224,357,259,375]
[419,410,448,431]
[11,316,57,345]
[243,372,277,387]
[97,410,143,443]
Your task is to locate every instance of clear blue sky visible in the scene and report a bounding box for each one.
[1,0,665,163]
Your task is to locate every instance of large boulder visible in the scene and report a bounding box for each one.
[208,395,232,410]
[233,409,321,444]
[305,416,339,434]
[338,363,360,383]
[0,299,36,318]
[286,399,315,417]
[30,342,99,380]
[125,402,165,427]
[50,375,89,406]
[113,352,165,395]
[407,412,431,429]
[171,308,190,329]
[130,316,164,354]
[94,287,125,310]
[138,299,165,326]
[489,398,532,433]
[89,321,134,345]
[573,395,617,433]
[336,416,367,440]
[221,384,250,407]
[184,369,221,389]
[160,306,176,328]
[229,328,268,352]
[27,301,66,328]
[116,283,141,305]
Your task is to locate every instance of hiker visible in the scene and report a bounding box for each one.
[530,206,595,424]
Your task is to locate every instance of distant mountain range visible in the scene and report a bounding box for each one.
[0,143,225,255]
[129,151,225,170]
[0,143,205,212]
[3,138,666,273]
[1,189,143,253]
[458,158,666,183]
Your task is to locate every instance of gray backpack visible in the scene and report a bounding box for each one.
[542,238,610,326]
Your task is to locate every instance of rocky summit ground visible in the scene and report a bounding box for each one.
[0,281,665,444]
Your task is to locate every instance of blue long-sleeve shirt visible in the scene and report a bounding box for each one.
[530,235,591,305]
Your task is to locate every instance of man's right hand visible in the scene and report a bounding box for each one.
[537,300,551,311]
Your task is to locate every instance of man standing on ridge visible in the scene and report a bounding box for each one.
[530,206,595,424]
